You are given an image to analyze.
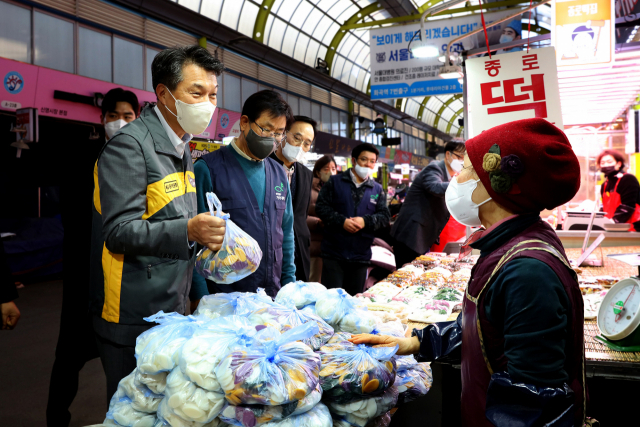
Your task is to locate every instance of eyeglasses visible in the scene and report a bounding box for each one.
[287,133,314,151]
[252,121,286,141]
[451,152,465,161]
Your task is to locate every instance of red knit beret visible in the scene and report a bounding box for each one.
[466,118,580,214]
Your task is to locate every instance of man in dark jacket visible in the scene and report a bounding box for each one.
[47,88,140,426]
[270,116,315,282]
[316,143,390,295]
[391,141,466,268]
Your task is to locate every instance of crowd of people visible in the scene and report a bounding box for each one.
[3,42,640,427]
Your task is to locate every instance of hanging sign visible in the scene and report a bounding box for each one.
[369,10,520,100]
[551,0,615,68]
[466,46,563,138]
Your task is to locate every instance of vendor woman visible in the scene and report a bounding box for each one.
[598,148,640,231]
[351,118,586,427]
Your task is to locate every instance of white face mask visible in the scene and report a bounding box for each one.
[164,87,216,135]
[282,142,306,163]
[499,34,515,45]
[445,177,492,227]
[450,158,464,173]
[354,164,374,180]
[104,119,127,139]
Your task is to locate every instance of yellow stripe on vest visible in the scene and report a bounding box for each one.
[93,161,101,215]
[143,172,187,220]
[101,243,124,323]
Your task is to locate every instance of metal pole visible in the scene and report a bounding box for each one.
[462,51,469,141]
[445,0,553,64]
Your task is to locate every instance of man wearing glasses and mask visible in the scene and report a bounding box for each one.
[270,116,316,282]
[191,90,296,298]
[315,143,390,295]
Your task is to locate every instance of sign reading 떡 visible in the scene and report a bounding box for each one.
[466,47,563,138]
[551,0,615,68]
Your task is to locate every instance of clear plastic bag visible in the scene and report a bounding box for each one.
[109,369,163,414]
[299,304,316,315]
[136,312,202,375]
[315,289,377,334]
[104,397,156,427]
[369,321,405,338]
[193,289,275,321]
[275,281,327,309]
[162,368,226,424]
[194,192,263,285]
[247,302,334,350]
[178,315,257,391]
[395,363,432,406]
[364,411,393,427]
[257,402,332,427]
[155,398,226,427]
[218,383,322,427]
[319,344,397,404]
[327,387,398,427]
[135,370,168,395]
[216,323,321,406]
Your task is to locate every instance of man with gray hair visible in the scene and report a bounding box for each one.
[89,45,226,400]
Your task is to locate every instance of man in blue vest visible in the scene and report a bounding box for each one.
[191,90,296,298]
[315,143,390,295]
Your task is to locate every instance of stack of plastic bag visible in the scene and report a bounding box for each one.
[327,387,398,427]
[315,289,377,334]
[318,343,397,404]
[274,281,327,309]
[193,289,275,321]
[394,357,432,406]
[218,383,322,427]
[369,321,405,338]
[247,301,334,350]
[216,323,321,406]
[178,315,258,392]
[364,411,394,427]
[194,192,263,285]
[104,370,163,427]
[136,312,202,379]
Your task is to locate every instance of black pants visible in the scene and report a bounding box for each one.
[321,258,369,296]
[46,318,99,426]
[94,334,137,405]
[394,241,421,269]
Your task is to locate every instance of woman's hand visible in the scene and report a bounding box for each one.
[349,334,421,356]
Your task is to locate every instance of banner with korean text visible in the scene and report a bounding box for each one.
[466,47,563,138]
[369,10,520,100]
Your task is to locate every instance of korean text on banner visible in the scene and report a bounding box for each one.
[551,0,614,68]
[466,46,563,138]
[369,9,520,100]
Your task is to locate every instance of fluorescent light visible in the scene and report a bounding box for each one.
[411,42,440,58]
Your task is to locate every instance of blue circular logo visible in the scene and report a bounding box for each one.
[4,71,24,94]
[220,113,229,129]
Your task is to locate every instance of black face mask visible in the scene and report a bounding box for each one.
[244,127,276,160]
[601,166,618,176]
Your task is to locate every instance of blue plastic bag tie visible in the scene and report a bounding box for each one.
[207,192,230,220]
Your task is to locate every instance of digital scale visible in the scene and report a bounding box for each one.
[563,211,612,231]
[595,254,640,352]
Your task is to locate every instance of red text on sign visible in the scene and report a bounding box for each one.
[480,74,547,118]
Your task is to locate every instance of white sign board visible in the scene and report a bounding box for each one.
[466,47,563,138]
[551,0,615,69]
[369,10,520,100]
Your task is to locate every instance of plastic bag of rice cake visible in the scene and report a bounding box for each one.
[275,281,327,309]
[193,289,275,320]
[327,386,398,427]
[216,323,321,406]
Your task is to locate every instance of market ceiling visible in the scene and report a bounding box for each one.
[134,0,637,135]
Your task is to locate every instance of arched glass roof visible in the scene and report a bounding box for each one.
[174,0,552,137]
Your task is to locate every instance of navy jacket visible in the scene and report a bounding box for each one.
[391,160,451,254]
[315,170,389,263]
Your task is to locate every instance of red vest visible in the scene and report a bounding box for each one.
[461,220,586,427]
